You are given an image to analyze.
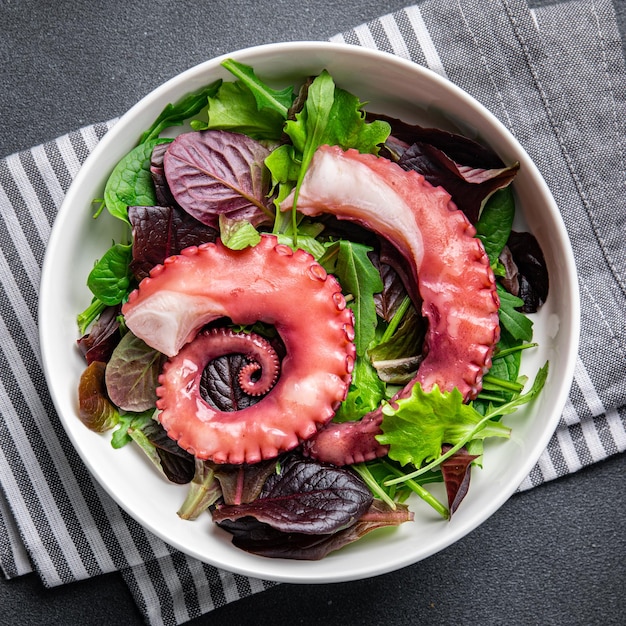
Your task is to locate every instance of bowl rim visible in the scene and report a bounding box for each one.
[39,40,580,583]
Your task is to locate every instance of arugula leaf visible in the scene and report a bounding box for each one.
[283,71,390,235]
[284,71,390,165]
[221,58,294,117]
[377,385,511,468]
[497,283,534,342]
[333,356,386,423]
[196,80,287,140]
[139,80,222,143]
[330,240,383,356]
[86,242,133,306]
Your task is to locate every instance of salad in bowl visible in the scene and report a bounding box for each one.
[39,42,578,582]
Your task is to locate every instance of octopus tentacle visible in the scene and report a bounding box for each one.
[282,145,500,465]
[122,234,355,465]
[180,327,280,398]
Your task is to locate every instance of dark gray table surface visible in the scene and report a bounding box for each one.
[1,1,625,624]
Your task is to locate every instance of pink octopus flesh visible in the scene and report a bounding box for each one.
[122,234,355,464]
[281,145,500,465]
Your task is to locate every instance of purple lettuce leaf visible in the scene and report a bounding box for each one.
[368,112,505,168]
[150,141,178,207]
[397,141,519,224]
[139,419,195,485]
[199,353,263,412]
[128,205,218,280]
[506,231,549,313]
[163,129,274,229]
[216,499,412,560]
[211,454,373,535]
[77,304,122,365]
[440,445,480,517]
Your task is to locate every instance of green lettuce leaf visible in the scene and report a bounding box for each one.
[377,384,511,468]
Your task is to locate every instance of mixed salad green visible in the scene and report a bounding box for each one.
[76,59,549,559]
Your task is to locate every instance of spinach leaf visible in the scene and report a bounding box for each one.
[475,186,515,264]
[86,242,133,306]
[104,138,166,222]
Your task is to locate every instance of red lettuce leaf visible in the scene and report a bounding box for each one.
[441,445,479,517]
[150,142,178,207]
[211,455,373,535]
[163,129,273,229]
[506,231,549,313]
[139,419,195,484]
[77,361,120,433]
[397,141,519,224]
[77,305,121,365]
[128,205,217,280]
[368,112,505,168]
[216,499,412,560]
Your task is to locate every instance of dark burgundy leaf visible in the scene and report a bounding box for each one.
[150,142,177,207]
[211,455,373,535]
[77,305,121,364]
[368,112,506,168]
[138,420,195,484]
[214,460,279,505]
[498,245,520,297]
[128,205,218,280]
[200,353,263,412]
[441,445,479,517]
[373,260,409,323]
[378,238,420,309]
[163,129,273,229]
[217,499,412,560]
[398,141,519,224]
[506,231,549,313]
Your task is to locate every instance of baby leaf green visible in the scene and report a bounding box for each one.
[475,186,515,264]
[139,80,222,143]
[87,242,132,306]
[199,80,288,140]
[221,58,294,117]
[103,138,166,223]
[378,385,511,468]
[333,240,383,356]
[497,284,534,342]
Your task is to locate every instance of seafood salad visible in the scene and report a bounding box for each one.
[76,60,549,560]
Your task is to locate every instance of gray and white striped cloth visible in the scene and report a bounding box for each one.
[1,0,625,624]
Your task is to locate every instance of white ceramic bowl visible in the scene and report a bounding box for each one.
[39,42,580,583]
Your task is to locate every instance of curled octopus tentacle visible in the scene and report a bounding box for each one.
[168,327,280,401]
[282,145,501,466]
[122,234,355,465]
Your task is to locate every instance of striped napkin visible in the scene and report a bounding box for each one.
[1,0,625,624]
